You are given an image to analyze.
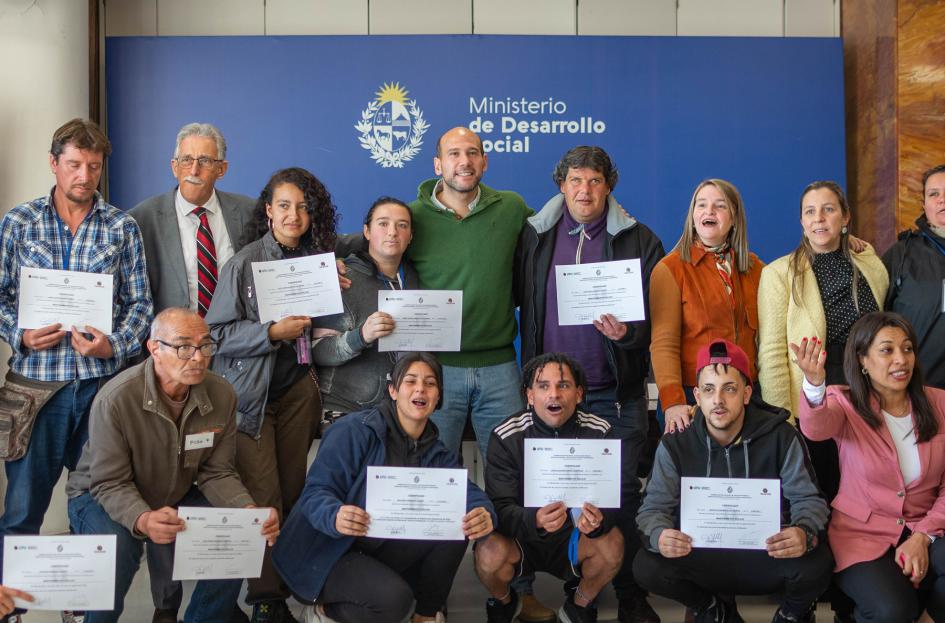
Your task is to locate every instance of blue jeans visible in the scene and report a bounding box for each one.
[0,378,97,573]
[430,361,524,460]
[68,489,241,623]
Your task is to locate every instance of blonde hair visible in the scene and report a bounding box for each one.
[674,179,753,273]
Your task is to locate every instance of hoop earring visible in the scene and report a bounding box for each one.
[861,367,868,375]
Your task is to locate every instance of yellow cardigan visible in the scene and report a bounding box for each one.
[757,245,889,422]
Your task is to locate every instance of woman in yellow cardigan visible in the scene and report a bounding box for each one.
[758,180,888,502]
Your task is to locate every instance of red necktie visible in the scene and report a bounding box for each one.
[192,207,217,317]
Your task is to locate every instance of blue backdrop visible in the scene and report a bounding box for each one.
[105,35,845,262]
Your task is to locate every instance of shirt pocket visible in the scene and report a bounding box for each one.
[85,243,121,274]
[16,240,56,269]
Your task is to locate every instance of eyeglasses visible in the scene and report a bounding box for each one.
[175,156,222,169]
[156,340,218,360]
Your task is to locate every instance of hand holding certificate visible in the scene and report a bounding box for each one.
[555,258,645,326]
[365,466,468,540]
[3,535,116,611]
[377,290,463,352]
[172,507,272,581]
[524,439,621,509]
[680,477,781,550]
[18,267,114,334]
[252,252,343,323]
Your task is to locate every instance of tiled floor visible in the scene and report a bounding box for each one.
[20,548,831,622]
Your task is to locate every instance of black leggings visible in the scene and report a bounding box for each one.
[320,538,468,622]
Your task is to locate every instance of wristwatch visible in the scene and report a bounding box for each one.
[797,524,818,552]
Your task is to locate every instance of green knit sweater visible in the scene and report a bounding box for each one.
[408,179,533,367]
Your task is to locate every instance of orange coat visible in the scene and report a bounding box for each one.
[649,244,764,407]
[799,386,945,572]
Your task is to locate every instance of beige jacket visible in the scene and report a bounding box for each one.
[67,358,255,534]
[757,245,889,421]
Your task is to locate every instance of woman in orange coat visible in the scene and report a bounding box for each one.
[649,179,764,434]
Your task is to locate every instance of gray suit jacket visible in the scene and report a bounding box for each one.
[129,188,256,314]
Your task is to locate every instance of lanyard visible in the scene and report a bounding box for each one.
[386,266,405,290]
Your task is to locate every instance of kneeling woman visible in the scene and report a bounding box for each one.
[273,353,496,623]
[795,312,945,622]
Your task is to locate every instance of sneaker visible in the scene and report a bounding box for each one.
[486,589,521,623]
[251,600,300,623]
[301,604,339,623]
[518,593,557,622]
[6,615,22,623]
[62,612,86,623]
[559,594,598,623]
[618,594,661,623]
[152,608,179,623]
[694,596,744,623]
[771,603,816,623]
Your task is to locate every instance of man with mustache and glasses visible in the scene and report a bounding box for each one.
[633,340,831,623]
[0,118,153,622]
[130,122,255,317]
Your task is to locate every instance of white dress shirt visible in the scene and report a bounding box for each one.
[174,189,236,312]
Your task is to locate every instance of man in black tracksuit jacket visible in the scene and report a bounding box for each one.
[514,146,665,623]
[475,353,625,623]
[633,340,832,623]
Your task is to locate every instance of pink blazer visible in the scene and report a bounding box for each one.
[798,385,945,572]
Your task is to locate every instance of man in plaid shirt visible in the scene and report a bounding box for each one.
[0,119,153,559]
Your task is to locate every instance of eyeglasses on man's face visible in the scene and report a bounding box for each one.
[175,155,222,169]
[155,340,218,360]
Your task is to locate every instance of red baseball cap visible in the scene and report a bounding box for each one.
[695,339,752,381]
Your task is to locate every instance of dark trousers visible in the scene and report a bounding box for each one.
[632,541,833,617]
[836,540,945,622]
[320,538,468,623]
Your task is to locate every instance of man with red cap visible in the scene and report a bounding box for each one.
[633,339,832,623]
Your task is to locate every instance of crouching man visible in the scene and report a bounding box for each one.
[633,339,832,623]
[65,308,279,623]
[474,353,624,623]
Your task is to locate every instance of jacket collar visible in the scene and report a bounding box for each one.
[529,193,637,236]
[141,357,214,421]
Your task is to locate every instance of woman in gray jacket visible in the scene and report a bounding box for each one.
[314,196,418,421]
[206,167,338,622]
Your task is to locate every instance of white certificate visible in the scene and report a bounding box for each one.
[251,252,343,323]
[172,507,269,581]
[17,267,114,334]
[3,535,116,611]
[365,466,467,540]
[524,439,621,508]
[377,290,463,352]
[680,477,781,550]
[555,258,645,326]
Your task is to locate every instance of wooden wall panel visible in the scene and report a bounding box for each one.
[897,0,945,230]
[841,0,898,253]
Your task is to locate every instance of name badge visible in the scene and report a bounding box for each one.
[184,432,214,451]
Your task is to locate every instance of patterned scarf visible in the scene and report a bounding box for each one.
[703,241,735,308]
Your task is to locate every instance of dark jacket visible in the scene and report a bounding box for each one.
[883,214,945,389]
[313,252,420,413]
[272,401,496,601]
[636,399,829,552]
[485,409,621,543]
[515,194,665,402]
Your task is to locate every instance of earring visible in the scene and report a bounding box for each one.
[842,225,848,235]
[861,367,868,375]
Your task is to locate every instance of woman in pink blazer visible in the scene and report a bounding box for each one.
[794,311,945,623]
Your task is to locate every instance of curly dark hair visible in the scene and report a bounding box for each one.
[245,167,338,251]
[521,352,588,396]
[552,146,618,190]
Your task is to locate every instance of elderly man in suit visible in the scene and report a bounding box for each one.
[129,123,257,621]
[130,122,255,317]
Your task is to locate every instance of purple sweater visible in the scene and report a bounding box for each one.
[542,209,614,390]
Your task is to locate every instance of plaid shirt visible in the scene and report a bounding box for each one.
[0,190,153,381]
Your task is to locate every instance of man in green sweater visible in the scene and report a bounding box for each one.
[408,127,533,460]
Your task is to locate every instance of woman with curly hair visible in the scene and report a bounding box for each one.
[206,167,338,621]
